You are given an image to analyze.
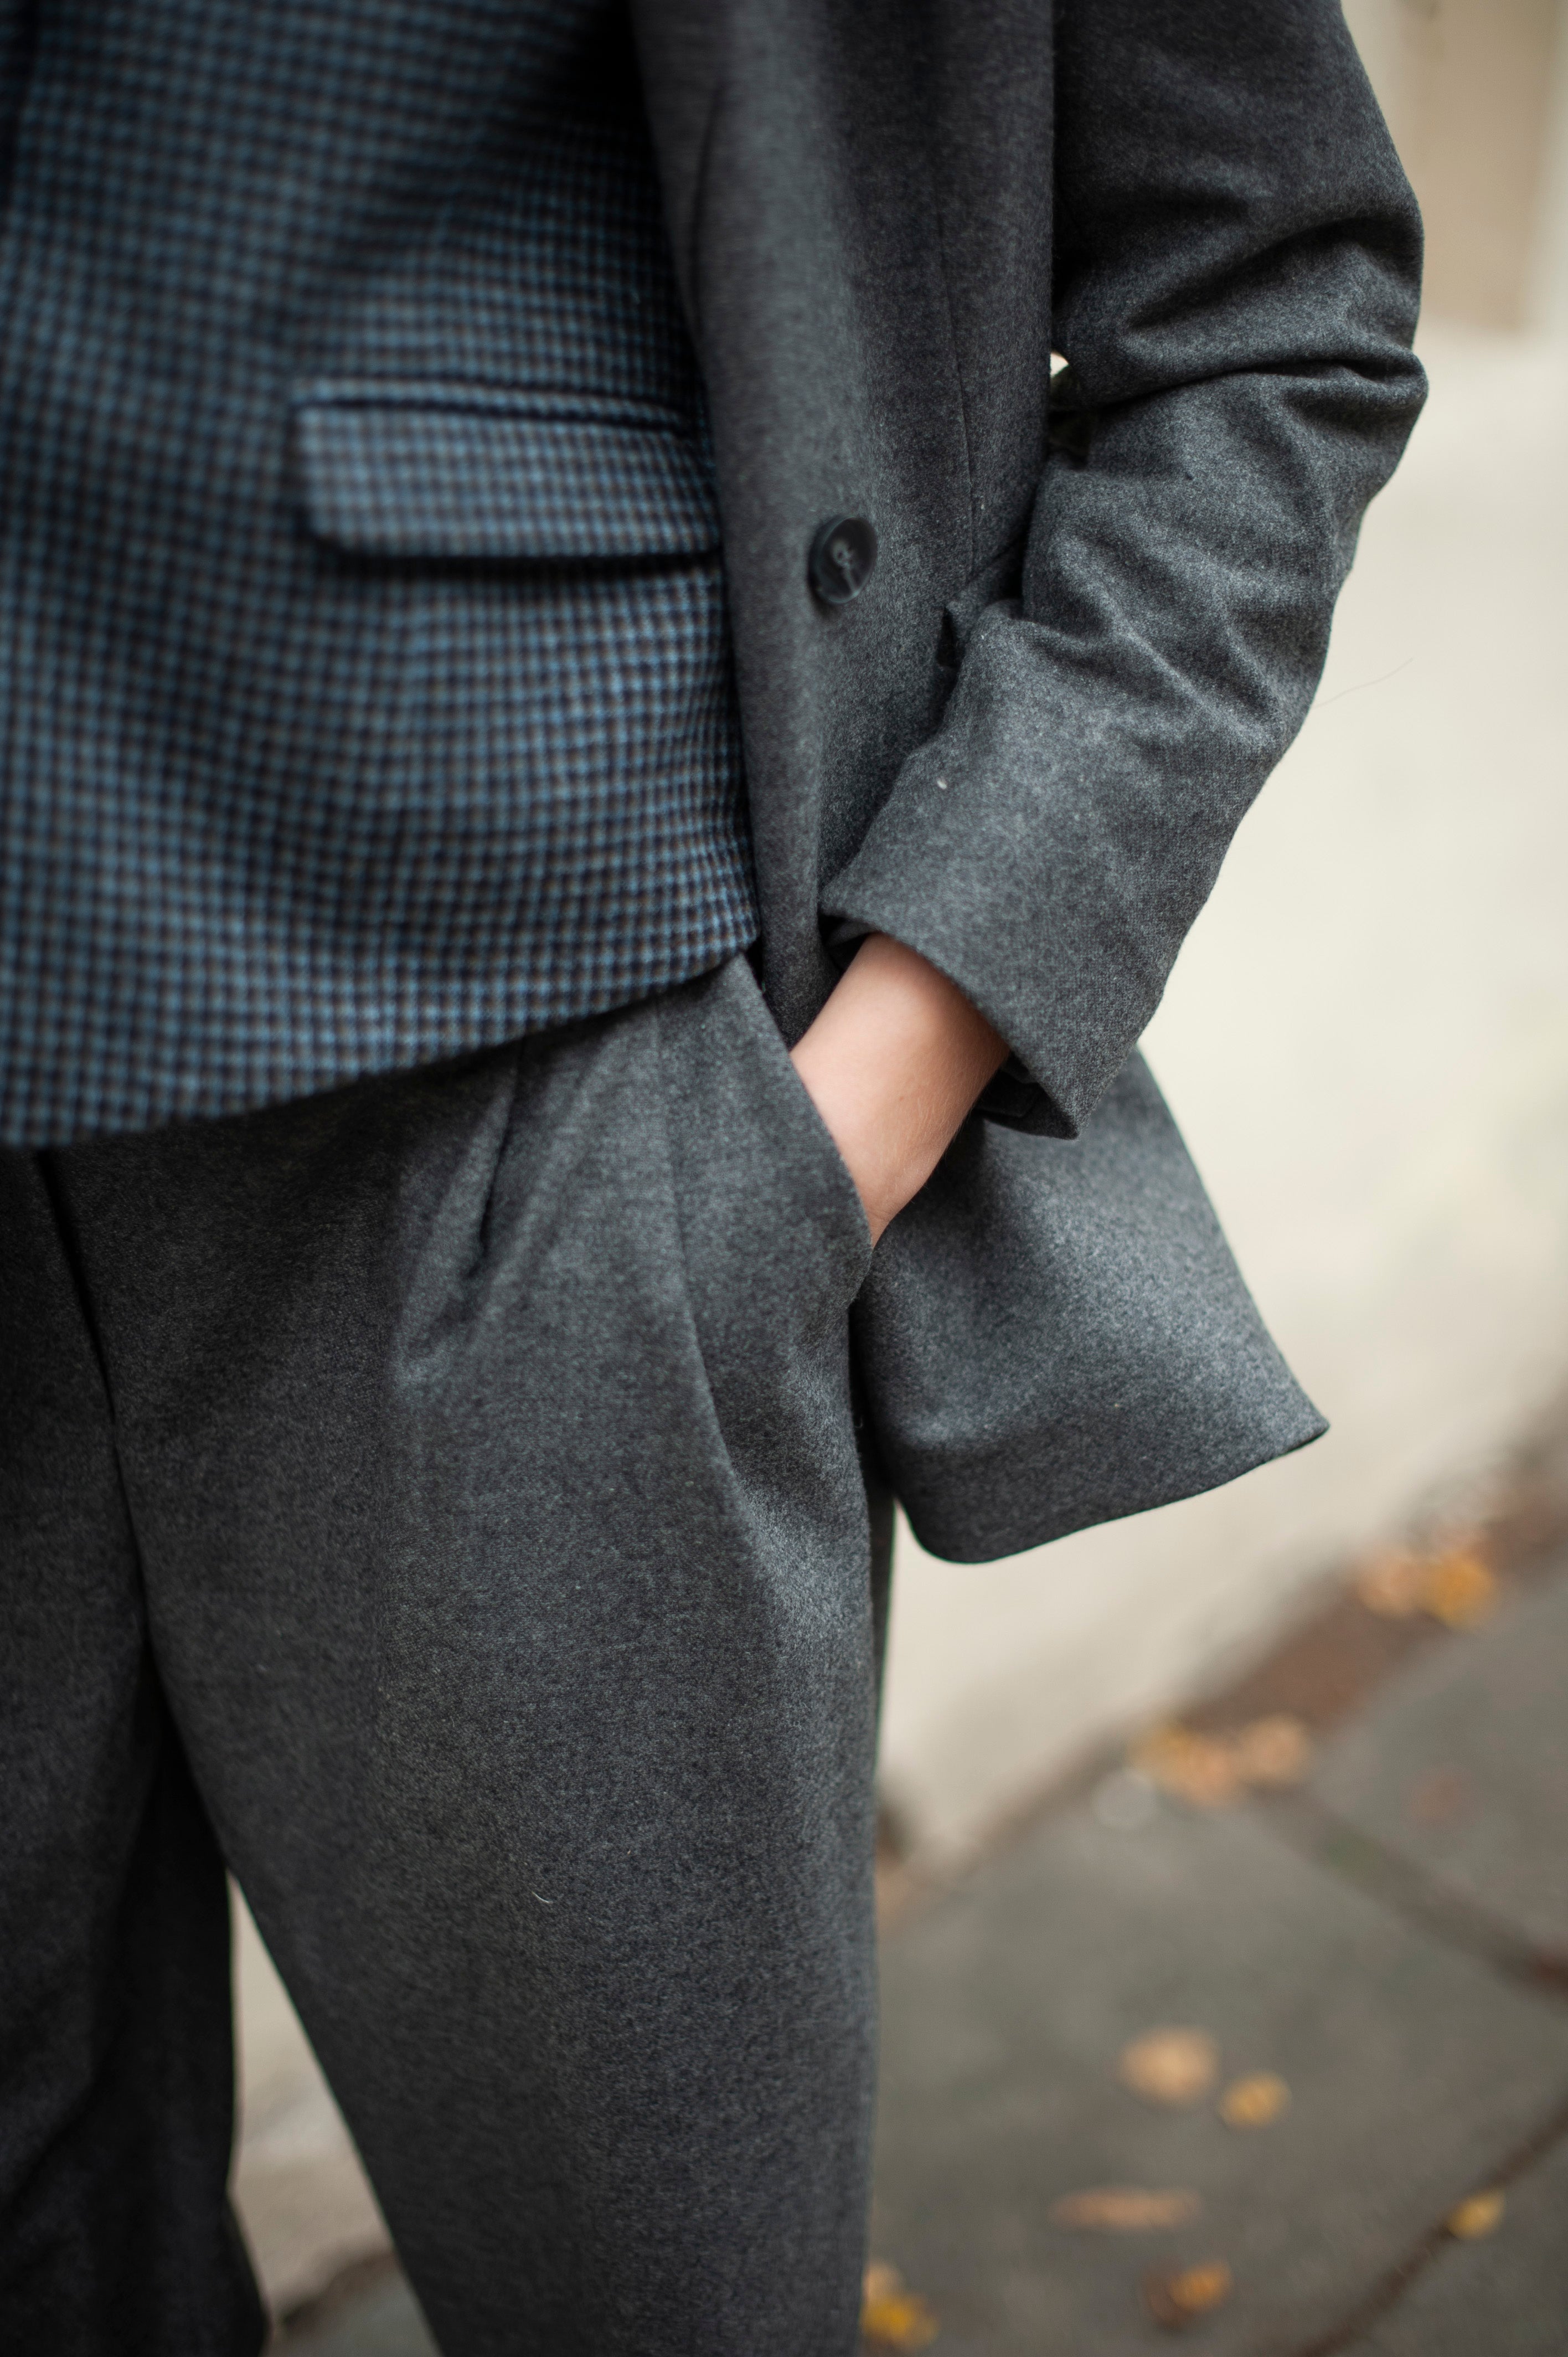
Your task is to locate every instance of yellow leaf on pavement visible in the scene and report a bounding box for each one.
[1144,2260,1234,2329]
[1230,1716,1313,1787]
[1218,2071,1291,2129]
[1354,1539,1499,1629]
[862,2261,938,2350]
[1423,1548,1498,1630]
[1130,1725,1242,1809]
[1118,2027,1220,2107]
[1051,2186,1202,2231]
[1355,1548,1427,1617]
[1446,2189,1506,2240]
[1131,1715,1313,1806]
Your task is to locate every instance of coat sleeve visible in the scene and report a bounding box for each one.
[818,0,1426,1138]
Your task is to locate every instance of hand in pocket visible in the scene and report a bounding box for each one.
[790,935,1008,1244]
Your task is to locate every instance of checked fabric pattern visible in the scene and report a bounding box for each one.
[294,387,724,563]
[0,0,756,1147]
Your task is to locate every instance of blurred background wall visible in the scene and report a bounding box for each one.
[876,0,1568,1861]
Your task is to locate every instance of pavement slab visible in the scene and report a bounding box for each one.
[870,1798,1568,2357]
[234,1900,392,2318]
[276,2266,436,2356]
[1311,1566,1568,1959]
[1343,2130,1568,2356]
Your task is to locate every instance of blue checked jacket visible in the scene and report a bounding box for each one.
[0,0,1427,1558]
[0,0,755,1146]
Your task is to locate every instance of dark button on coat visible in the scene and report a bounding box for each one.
[808,516,878,604]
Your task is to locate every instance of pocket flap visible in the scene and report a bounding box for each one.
[292,382,721,560]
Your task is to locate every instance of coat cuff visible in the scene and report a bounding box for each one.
[819,598,1169,1141]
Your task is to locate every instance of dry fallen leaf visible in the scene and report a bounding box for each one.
[861,2261,939,2351]
[1218,2071,1291,2129]
[1354,1539,1499,1630]
[1143,2260,1234,2330]
[1446,2189,1506,2240]
[1051,2187,1203,2231]
[1354,1547,1428,1617]
[1131,1725,1243,1810]
[1230,1715,1313,1788]
[1118,2027,1220,2108]
[1423,1548,1498,1630]
[1130,1715,1312,1809]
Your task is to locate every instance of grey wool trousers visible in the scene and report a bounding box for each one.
[0,955,891,2357]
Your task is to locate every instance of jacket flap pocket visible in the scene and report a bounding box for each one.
[292,382,721,560]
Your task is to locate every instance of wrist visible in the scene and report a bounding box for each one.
[790,936,1008,1242]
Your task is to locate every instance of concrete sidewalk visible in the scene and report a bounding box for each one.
[269,1496,1568,2353]
[868,1552,1568,2355]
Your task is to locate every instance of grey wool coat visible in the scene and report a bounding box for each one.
[630,0,1426,1560]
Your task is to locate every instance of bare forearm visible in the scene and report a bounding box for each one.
[790,934,1008,1244]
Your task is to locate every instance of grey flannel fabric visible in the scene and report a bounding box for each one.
[626,0,1425,1557]
[633,0,1427,1133]
[1,955,882,2357]
[0,0,754,1149]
